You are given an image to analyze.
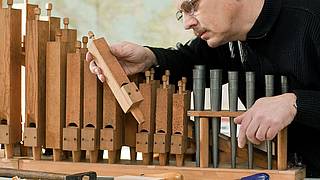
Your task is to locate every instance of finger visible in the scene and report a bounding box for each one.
[234,112,246,124]
[89,61,98,74]
[255,123,270,141]
[109,43,124,57]
[237,114,252,148]
[98,74,105,83]
[266,127,278,140]
[86,52,94,62]
[246,119,261,145]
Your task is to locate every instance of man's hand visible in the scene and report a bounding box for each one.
[235,93,297,148]
[86,41,157,82]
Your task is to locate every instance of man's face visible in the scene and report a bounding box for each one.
[176,0,238,48]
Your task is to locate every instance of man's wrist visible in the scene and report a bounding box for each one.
[287,93,298,116]
[144,47,158,67]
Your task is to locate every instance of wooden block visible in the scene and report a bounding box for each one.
[81,128,97,151]
[188,110,244,118]
[87,36,144,124]
[200,117,209,168]
[83,46,103,156]
[277,128,288,170]
[39,16,60,41]
[13,3,38,37]
[63,127,80,151]
[83,56,103,128]
[62,29,77,53]
[138,80,158,133]
[170,134,186,155]
[0,6,22,148]
[155,86,174,134]
[11,159,306,180]
[153,133,170,154]
[61,18,77,52]
[172,91,190,134]
[130,147,137,161]
[101,84,123,152]
[100,128,120,151]
[23,128,40,147]
[0,125,10,144]
[0,149,4,158]
[136,132,153,153]
[103,84,123,130]
[25,14,49,149]
[124,113,138,147]
[46,36,68,150]
[26,4,38,21]
[61,28,77,43]
[64,43,85,153]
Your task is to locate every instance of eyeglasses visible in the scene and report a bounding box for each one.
[176,0,200,22]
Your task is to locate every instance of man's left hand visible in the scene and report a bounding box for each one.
[235,93,297,148]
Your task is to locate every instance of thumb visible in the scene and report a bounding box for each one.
[109,43,122,57]
[234,112,245,124]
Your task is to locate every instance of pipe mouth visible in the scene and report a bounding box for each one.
[0,119,7,125]
[29,122,36,128]
[67,123,78,128]
[157,130,165,134]
[85,124,95,128]
[140,129,148,133]
[104,125,114,129]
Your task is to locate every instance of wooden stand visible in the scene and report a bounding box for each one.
[63,40,86,162]
[24,7,49,161]
[188,110,288,170]
[0,159,305,180]
[153,74,174,166]
[100,84,123,164]
[0,1,22,159]
[136,71,159,165]
[45,30,68,161]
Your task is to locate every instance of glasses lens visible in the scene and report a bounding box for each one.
[176,10,183,21]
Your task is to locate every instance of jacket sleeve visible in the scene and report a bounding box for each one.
[293,90,320,130]
[147,37,235,89]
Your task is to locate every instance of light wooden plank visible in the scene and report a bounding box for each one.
[87,36,144,124]
[188,110,244,118]
[14,159,305,180]
[0,5,22,159]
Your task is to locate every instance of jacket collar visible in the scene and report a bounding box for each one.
[247,0,282,39]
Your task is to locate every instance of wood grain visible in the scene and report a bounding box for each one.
[46,39,68,150]
[0,6,22,158]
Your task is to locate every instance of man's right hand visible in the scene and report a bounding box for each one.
[86,41,157,82]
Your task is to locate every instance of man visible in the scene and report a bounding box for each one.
[87,0,320,177]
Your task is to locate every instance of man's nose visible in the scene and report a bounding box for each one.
[183,14,198,30]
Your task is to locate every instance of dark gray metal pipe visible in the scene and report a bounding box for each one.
[210,69,222,168]
[193,65,206,167]
[246,72,255,169]
[228,71,238,168]
[265,75,274,170]
[281,76,288,94]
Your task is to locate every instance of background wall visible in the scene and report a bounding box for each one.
[10,0,194,47]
